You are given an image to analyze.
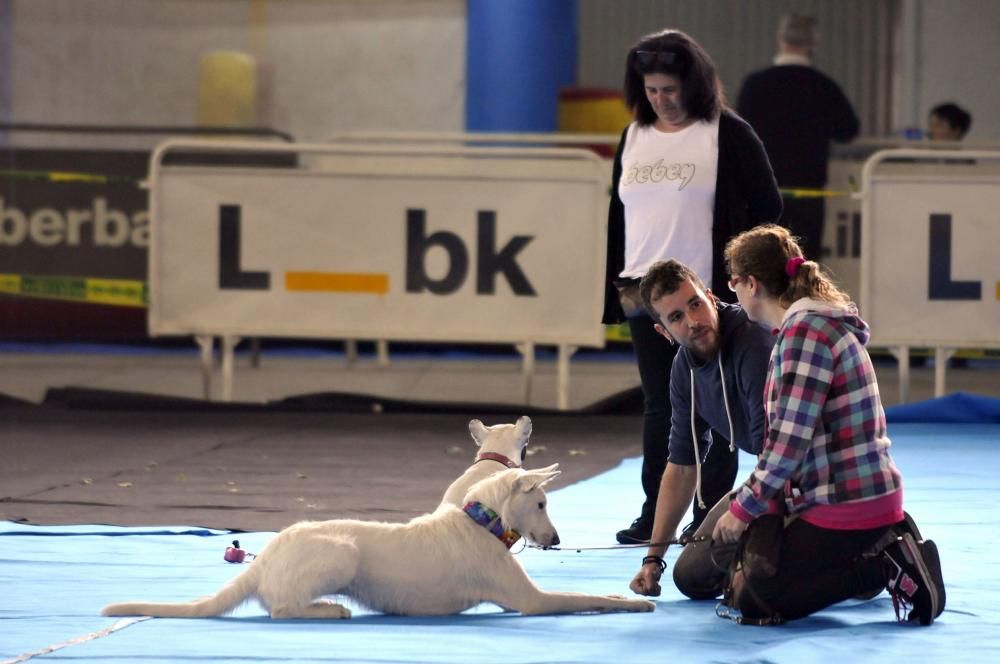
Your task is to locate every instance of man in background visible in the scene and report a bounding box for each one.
[737,14,859,262]
[927,102,972,141]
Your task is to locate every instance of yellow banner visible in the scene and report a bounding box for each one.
[0,168,139,184]
[0,274,147,308]
[779,187,850,198]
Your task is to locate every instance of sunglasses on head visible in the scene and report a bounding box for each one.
[635,50,679,68]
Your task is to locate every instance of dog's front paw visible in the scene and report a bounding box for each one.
[633,599,656,612]
[605,594,655,612]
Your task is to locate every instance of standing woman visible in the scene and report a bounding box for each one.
[715,224,945,625]
[604,29,782,544]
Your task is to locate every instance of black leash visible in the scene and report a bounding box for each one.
[527,535,710,552]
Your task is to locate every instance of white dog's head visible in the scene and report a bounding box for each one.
[468,416,531,465]
[465,463,561,549]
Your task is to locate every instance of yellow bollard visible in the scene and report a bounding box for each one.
[197,51,258,127]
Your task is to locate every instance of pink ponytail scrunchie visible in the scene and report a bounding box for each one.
[785,256,806,277]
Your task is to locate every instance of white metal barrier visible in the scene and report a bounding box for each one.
[315,132,622,395]
[824,139,1000,303]
[859,148,1000,402]
[147,137,612,408]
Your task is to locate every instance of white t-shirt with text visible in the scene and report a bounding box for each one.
[618,118,719,284]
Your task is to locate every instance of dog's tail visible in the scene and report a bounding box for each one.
[101,562,260,618]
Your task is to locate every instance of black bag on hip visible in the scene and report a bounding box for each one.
[612,277,645,319]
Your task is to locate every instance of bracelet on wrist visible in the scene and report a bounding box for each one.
[642,555,666,573]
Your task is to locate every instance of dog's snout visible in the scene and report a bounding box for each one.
[533,531,560,549]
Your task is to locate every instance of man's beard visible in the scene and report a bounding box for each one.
[688,328,720,361]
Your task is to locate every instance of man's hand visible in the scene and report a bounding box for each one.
[712,510,749,544]
[629,563,663,597]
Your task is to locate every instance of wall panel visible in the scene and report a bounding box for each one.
[577,0,895,136]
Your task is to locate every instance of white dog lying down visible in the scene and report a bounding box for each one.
[439,416,532,508]
[103,464,655,619]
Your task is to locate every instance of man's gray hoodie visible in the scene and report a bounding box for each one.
[667,302,773,479]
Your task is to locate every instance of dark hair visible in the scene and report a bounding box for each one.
[624,29,724,126]
[930,102,972,137]
[724,224,850,309]
[639,259,707,321]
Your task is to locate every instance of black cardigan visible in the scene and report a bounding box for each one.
[601,109,782,324]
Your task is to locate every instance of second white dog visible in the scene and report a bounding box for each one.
[102,464,655,619]
[439,416,532,507]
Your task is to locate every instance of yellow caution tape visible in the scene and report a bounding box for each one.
[779,187,851,199]
[0,169,140,184]
[0,273,147,308]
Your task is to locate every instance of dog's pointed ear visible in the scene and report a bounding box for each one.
[515,463,560,492]
[536,463,560,487]
[515,417,532,465]
[469,419,488,447]
[514,415,531,441]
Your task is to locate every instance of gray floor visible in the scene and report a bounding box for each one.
[0,407,643,530]
[3,344,998,532]
[0,344,649,531]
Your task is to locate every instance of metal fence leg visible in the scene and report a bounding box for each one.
[249,338,262,368]
[557,344,577,411]
[934,347,955,398]
[889,345,910,404]
[195,335,214,400]
[516,341,535,405]
[221,335,241,402]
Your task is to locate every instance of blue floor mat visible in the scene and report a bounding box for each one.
[886,392,1000,423]
[2,423,999,663]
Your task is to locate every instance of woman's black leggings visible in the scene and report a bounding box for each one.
[738,519,890,621]
[674,495,892,620]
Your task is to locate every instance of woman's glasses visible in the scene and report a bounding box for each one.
[727,275,745,292]
[635,50,679,68]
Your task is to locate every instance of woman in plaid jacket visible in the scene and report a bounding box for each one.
[711,224,944,626]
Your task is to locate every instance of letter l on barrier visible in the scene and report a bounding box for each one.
[219,204,270,290]
[928,213,981,300]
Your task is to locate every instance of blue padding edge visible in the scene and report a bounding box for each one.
[0,522,227,536]
[885,392,1000,424]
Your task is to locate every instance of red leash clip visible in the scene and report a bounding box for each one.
[224,539,256,563]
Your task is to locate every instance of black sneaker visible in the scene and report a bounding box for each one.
[920,538,946,620]
[616,517,652,544]
[884,533,945,625]
[856,512,925,601]
[892,511,923,542]
[677,520,700,545]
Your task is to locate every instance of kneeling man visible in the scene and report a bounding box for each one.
[628,259,773,599]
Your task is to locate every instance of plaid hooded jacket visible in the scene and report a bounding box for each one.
[730,298,903,529]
